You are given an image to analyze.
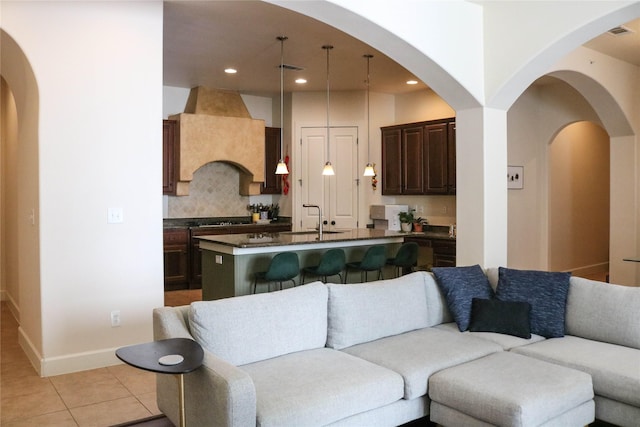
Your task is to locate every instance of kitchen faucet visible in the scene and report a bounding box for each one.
[302,204,323,239]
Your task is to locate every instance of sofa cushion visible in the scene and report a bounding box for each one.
[435,322,546,350]
[429,352,594,427]
[189,282,328,366]
[342,327,502,400]
[566,277,640,349]
[326,273,429,350]
[424,272,453,326]
[241,348,404,427]
[432,264,494,331]
[495,267,570,338]
[512,336,640,408]
[468,298,531,339]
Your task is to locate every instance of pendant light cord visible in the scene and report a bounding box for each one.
[275,36,288,175]
[323,45,333,166]
[280,36,285,160]
[366,54,371,164]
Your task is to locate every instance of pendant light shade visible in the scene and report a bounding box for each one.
[275,36,289,175]
[363,163,375,177]
[322,45,335,176]
[362,54,375,177]
[322,161,335,175]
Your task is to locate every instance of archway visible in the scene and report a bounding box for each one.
[0,28,43,366]
[548,122,610,277]
[546,70,636,284]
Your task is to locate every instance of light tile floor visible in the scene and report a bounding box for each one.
[0,290,202,427]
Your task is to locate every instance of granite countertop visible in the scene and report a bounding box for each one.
[163,216,291,229]
[197,228,408,249]
[408,231,456,241]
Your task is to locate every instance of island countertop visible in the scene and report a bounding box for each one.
[197,228,409,255]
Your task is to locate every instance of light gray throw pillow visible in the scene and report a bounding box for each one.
[326,272,429,350]
[189,282,329,366]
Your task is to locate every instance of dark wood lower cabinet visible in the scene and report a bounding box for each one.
[404,236,456,268]
[163,228,189,290]
[164,223,292,291]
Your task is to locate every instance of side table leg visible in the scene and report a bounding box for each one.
[178,373,186,427]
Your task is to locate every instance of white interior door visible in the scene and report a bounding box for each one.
[300,127,359,230]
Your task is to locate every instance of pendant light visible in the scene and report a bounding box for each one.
[275,36,289,175]
[322,45,335,176]
[363,54,375,177]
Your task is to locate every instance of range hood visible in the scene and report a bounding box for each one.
[169,87,265,196]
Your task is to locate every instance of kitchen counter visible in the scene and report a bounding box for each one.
[198,228,408,254]
[198,228,406,299]
[163,216,292,230]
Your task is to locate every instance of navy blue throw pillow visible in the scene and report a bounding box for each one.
[495,267,571,338]
[432,265,494,331]
[468,298,532,339]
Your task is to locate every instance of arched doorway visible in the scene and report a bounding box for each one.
[0,28,42,365]
[548,122,610,277]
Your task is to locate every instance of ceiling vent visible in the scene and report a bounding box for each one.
[607,25,635,36]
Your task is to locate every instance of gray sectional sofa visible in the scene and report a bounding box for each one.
[153,269,640,427]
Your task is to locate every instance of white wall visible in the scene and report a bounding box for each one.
[507,80,603,270]
[1,2,165,375]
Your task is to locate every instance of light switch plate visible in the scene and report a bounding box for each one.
[107,207,124,224]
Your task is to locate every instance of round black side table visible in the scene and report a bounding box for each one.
[116,338,204,427]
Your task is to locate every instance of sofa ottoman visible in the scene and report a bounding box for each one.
[429,352,595,427]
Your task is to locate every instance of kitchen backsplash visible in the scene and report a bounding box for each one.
[167,161,249,218]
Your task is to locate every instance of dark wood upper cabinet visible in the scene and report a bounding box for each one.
[447,121,456,194]
[424,123,448,194]
[162,119,178,195]
[403,126,425,194]
[381,128,402,195]
[261,127,282,194]
[381,117,456,195]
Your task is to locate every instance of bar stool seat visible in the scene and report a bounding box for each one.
[253,252,299,293]
[301,248,346,284]
[345,245,387,283]
[387,242,419,277]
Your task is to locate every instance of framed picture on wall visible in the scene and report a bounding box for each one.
[507,166,524,189]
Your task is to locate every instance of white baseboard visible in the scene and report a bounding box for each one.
[18,328,123,377]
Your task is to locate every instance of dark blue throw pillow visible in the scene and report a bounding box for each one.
[495,267,571,338]
[432,265,494,331]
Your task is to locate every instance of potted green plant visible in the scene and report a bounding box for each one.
[398,210,415,232]
[413,217,426,232]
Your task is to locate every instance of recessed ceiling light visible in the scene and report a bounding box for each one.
[295,78,307,84]
[224,68,237,74]
[406,80,418,85]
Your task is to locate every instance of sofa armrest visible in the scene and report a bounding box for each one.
[153,306,193,340]
[157,349,256,427]
[153,306,257,426]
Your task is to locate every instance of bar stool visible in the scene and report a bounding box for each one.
[345,245,387,283]
[253,252,299,293]
[301,248,346,284]
[386,242,419,277]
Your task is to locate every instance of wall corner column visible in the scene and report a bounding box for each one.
[456,107,508,269]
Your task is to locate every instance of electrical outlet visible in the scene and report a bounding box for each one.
[111,310,121,327]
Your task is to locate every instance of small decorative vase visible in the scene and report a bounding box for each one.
[401,222,412,232]
[413,222,423,232]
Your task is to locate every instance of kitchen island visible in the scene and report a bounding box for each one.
[197,229,407,300]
